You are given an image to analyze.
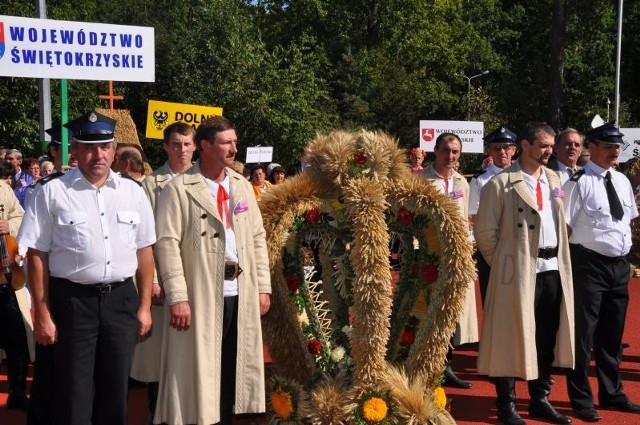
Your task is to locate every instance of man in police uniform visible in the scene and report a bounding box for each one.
[17,110,156,425]
[476,122,574,425]
[547,128,584,185]
[563,122,640,422]
[469,126,518,304]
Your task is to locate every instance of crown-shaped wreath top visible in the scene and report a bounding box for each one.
[260,129,475,424]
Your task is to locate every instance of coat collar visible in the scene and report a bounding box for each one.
[182,161,246,224]
[507,161,563,211]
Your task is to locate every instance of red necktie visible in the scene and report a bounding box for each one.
[536,179,543,211]
[444,178,449,196]
[217,185,230,228]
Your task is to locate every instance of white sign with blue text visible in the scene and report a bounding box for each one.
[0,15,155,82]
[618,128,640,164]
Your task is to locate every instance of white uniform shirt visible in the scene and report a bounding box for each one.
[17,168,156,284]
[563,161,638,257]
[469,163,504,215]
[204,175,239,297]
[522,172,559,272]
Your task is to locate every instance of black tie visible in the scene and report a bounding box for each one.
[605,171,624,221]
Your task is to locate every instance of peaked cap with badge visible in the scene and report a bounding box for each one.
[585,121,625,145]
[483,126,518,145]
[63,111,116,143]
[45,124,63,146]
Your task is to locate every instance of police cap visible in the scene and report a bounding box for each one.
[585,121,624,145]
[45,125,62,148]
[63,111,116,143]
[483,126,518,145]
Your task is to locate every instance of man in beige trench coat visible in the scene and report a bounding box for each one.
[154,116,271,425]
[475,122,574,425]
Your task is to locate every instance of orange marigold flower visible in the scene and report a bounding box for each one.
[271,388,294,419]
[433,386,447,411]
[362,396,388,423]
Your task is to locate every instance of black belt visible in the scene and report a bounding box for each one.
[571,244,626,262]
[538,246,558,260]
[224,261,243,280]
[51,276,133,293]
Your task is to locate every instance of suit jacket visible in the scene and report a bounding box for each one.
[475,161,574,379]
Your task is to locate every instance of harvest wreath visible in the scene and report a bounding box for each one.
[260,130,476,424]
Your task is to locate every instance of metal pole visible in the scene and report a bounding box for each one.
[61,80,68,166]
[463,70,489,121]
[36,0,51,155]
[614,0,623,125]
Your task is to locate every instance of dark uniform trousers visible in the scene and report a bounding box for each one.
[496,270,563,407]
[0,286,30,401]
[219,295,239,425]
[49,277,138,425]
[27,343,56,425]
[566,244,630,410]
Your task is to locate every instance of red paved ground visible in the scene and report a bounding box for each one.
[3,278,640,424]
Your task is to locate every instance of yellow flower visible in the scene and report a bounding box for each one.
[271,388,294,419]
[433,386,447,411]
[362,396,388,423]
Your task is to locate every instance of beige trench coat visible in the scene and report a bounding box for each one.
[475,162,574,380]
[1,182,34,361]
[153,163,271,425]
[422,165,478,345]
[130,162,173,382]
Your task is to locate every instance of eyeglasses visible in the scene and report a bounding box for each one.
[28,167,40,172]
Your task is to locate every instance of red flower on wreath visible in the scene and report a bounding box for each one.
[421,265,439,283]
[397,207,414,224]
[308,338,322,355]
[400,330,416,345]
[305,208,321,224]
[286,274,301,291]
[354,151,368,165]
[411,264,439,283]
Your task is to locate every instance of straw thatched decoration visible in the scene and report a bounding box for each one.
[260,129,475,424]
[96,108,152,175]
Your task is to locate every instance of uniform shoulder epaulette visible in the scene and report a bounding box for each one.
[120,174,143,187]
[473,169,487,179]
[36,171,64,186]
[569,169,586,182]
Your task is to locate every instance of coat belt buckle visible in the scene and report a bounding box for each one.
[224,262,243,280]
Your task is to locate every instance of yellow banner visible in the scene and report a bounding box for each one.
[145,100,223,139]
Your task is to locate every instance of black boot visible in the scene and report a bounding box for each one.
[147,381,159,425]
[442,348,472,389]
[495,377,525,425]
[528,378,571,424]
[7,354,29,411]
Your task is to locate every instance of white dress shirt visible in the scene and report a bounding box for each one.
[17,168,156,284]
[563,161,638,257]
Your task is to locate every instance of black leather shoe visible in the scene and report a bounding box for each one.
[497,405,526,425]
[600,400,640,413]
[7,393,29,411]
[574,408,601,422]
[529,399,571,424]
[443,368,472,389]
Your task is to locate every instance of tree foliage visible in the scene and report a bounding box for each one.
[1,0,639,171]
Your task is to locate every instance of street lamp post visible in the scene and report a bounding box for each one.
[462,70,489,120]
